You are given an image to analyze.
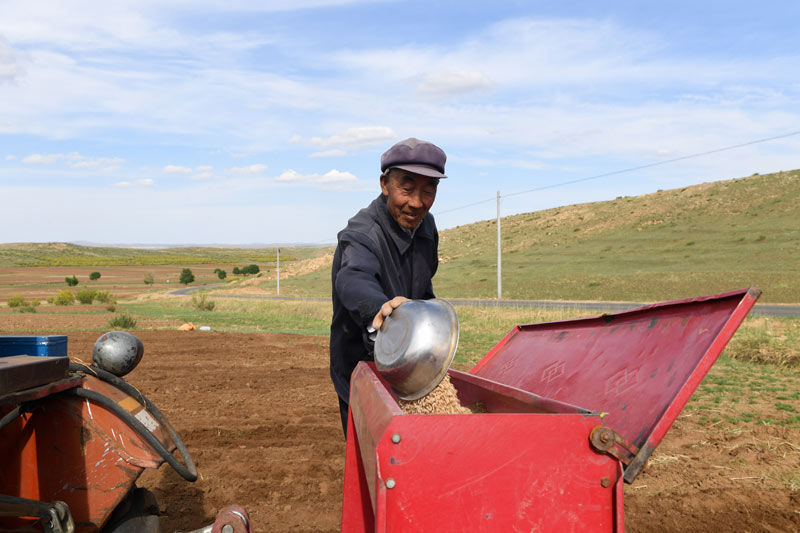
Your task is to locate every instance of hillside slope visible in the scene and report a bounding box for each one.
[435,169,799,303]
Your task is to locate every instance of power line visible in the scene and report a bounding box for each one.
[435,129,800,216]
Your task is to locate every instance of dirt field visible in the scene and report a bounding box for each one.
[3,317,799,531]
[0,265,234,303]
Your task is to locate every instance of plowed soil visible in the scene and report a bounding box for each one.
[3,323,798,532]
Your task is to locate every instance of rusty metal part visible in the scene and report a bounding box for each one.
[0,495,75,533]
[589,426,641,467]
[0,376,82,407]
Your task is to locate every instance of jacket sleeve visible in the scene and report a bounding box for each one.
[334,236,389,328]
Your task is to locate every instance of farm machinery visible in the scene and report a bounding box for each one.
[342,287,760,531]
[0,331,250,532]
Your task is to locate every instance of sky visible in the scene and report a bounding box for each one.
[1,0,799,246]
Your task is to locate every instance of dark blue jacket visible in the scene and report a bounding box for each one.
[330,194,438,402]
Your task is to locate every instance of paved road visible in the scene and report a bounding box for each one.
[170,286,800,317]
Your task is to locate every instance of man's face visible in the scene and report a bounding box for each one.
[380,169,438,231]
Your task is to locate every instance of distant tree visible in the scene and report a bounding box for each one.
[243,264,260,275]
[232,266,241,275]
[179,268,195,285]
[143,272,155,285]
[65,275,79,286]
[89,271,101,281]
[217,269,227,280]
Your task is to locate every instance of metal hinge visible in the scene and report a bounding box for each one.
[589,426,640,467]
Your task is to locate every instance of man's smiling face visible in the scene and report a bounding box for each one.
[380,169,438,231]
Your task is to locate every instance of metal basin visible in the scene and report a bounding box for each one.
[374,298,459,400]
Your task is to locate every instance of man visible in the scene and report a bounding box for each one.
[330,138,447,436]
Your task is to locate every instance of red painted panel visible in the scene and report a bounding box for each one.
[378,414,618,532]
[344,363,620,531]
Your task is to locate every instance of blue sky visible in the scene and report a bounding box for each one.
[1,0,799,245]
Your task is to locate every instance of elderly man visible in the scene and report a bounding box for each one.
[330,138,447,436]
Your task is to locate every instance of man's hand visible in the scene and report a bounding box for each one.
[372,296,409,331]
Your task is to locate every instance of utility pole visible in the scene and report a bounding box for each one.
[497,191,502,299]
[276,247,280,295]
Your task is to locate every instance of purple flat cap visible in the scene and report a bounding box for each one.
[381,138,447,179]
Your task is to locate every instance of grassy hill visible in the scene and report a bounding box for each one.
[433,169,800,303]
[278,168,800,303]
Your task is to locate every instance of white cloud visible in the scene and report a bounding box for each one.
[5,155,17,160]
[230,163,268,175]
[23,153,71,164]
[0,36,23,84]
[310,149,347,158]
[301,126,397,150]
[164,165,193,174]
[275,168,357,184]
[113,178,154,187]
[190,171,215,181]
[20,152,122,171]
[417,71,491,98]
[275,169,304,182]
[318,169,357,183]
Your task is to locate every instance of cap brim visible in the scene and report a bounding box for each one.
[389,164,447,179]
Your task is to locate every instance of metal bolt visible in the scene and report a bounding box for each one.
[386,478,396,489]
[600,477,611,488]
[391,433,401,444]
[222,525,234,533]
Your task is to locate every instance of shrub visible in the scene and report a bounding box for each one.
[242,264,260,275]
[144,272,155,285]
[30,299,40,307]
[179,268,195,285]
[89,271,101,281]
[16,305,37,313]
[65,275,79,287]
[191,291,215,311]
[217,269,227,280]
[106,303,117,312]
[232,266,241,275]
[7,295,26,308]
[94,290,112,303]
[53,289,75,306]
[76,286,98,304]
[108,313,136,329]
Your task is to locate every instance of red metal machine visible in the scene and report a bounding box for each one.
[341,287,761,531]
[0,335,251,533]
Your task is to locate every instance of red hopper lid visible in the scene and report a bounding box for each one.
[470,288,760,482]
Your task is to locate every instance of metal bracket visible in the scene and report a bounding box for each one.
[0,495,75,533]
[589,426,640,467]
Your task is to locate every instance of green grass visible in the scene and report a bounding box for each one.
[122,298,331,335]
[687,357,800,428]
